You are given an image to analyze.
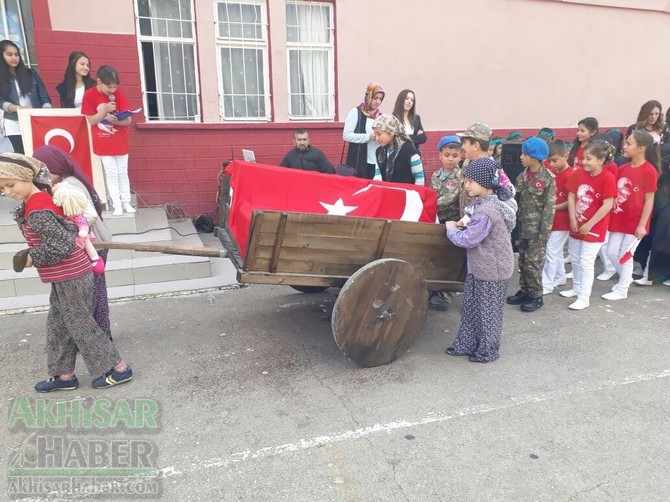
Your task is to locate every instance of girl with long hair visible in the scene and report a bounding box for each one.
[55,51,96,108]
[391,89,426,154]
[0,40,52,153]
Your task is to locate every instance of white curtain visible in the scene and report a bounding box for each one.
[288,4,330,118]
[145,0,197,120]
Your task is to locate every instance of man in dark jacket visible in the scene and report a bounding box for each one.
[279,129,335,174]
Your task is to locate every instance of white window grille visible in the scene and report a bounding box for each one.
[0,0,35,67]
[215,0,270,121]
[286,1,334,120]
[135,0,200,121]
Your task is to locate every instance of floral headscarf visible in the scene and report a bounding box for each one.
[0,153,52,186]
[372,113,409,180]
[359,83,385,119]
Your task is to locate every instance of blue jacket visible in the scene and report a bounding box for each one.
[0,69,52,120]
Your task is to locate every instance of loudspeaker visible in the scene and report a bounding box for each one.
[500,140,524,183]
[500,140,523,252]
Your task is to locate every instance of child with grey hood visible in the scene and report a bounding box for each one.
[444,157,516,363]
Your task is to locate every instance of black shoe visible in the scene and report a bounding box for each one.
[468,356,489,363]
[445,347,468,356]
[429,291,450,311]
[520,296,544,312]
[506,290,529,305]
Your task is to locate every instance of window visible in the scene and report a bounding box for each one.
[215,1,270,121]
[135,0,200,121]
[286,1,334,120]
[0,0,35,67]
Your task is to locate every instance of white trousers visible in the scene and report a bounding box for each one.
[542,230,569,290]
[568,237,601,302]
[100,154,130,208]
[598,231,616,274]
[606,232,637,294]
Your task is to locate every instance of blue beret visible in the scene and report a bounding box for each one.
[522,137,549,161]
[437,135,461,151]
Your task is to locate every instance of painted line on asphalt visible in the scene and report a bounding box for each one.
[159,368,670,477]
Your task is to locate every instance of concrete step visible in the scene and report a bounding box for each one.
[0,193,238,311]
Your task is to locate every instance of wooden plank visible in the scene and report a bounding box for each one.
[375,220,392,259]
[254,233,381,254]
[239,271,348,287]
[269,213,288,273]
[247,257,366,276]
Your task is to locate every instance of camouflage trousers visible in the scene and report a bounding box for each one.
[518,237,548,299]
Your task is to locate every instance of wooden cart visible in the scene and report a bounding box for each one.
[216,174,467,368]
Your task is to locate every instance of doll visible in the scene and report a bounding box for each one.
[52,180,105,274]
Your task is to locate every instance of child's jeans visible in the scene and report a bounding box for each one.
[568,237,601,302]
[100,154,130,210]
[606,232,637,294]
[542,230,568,290]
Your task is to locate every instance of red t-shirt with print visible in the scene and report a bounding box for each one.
[572,146,584,169]
[609,160,659,234]
[81,86,131,156]
[567,168,617,242]
[552,166,576,231]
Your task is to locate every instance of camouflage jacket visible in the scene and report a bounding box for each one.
[431,167,463,223]
[515,165,556,239]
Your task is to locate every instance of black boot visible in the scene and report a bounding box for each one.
[506,290,529,305]
[520,296,544,312]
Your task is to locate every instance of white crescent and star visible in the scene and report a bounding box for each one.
[320,198,357,215]
[319,184,424,221]
[44,128,75,152]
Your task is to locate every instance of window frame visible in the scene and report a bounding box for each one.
[134,0,202,123]
[214,0,272,122]
[285,0,335,121]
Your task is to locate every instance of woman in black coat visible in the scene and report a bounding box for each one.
[392,89,426,155]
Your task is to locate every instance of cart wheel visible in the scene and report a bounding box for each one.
[332,258,427,367]
[290,285,328,294]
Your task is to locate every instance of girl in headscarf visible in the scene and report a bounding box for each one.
[33,145,113,340]
[342,83,385,179]
[371,113,425,185]
[0,153,132,392]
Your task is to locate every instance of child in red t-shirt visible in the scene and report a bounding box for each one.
[542,140,576,294]
[602,130,659,300]
[559,140,617,310]
[81,65,136,217]
[567,117,599,170]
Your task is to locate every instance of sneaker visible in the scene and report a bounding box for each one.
[542,287,554,296]
[565,272,573,279]
[602,290,627,301]
[112,206,123,216]
[633,278,653,286]
[123,203,136,214]
[663,279,670,287]
[35,375,79,393]
[91,257,105,275]
[596,271,616,281]
[568,299,590,310]
[91,367,133,389]
[428,291,450,311]
[559,289,577,298]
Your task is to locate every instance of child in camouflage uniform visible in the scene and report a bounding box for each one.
[432,135,463,224]
[428,135,464,310]
[506,137,556,312]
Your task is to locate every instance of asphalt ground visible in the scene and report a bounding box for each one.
[0,268,669,501]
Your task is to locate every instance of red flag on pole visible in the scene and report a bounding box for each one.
[224,160,438,257]
[30,115,93,181]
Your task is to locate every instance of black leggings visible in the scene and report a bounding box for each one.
[8,135,24,154]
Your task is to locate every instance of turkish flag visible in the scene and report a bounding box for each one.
[30,115,93,180]
[224,160,438,257]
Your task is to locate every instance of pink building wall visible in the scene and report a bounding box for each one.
[30,0,670,216]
